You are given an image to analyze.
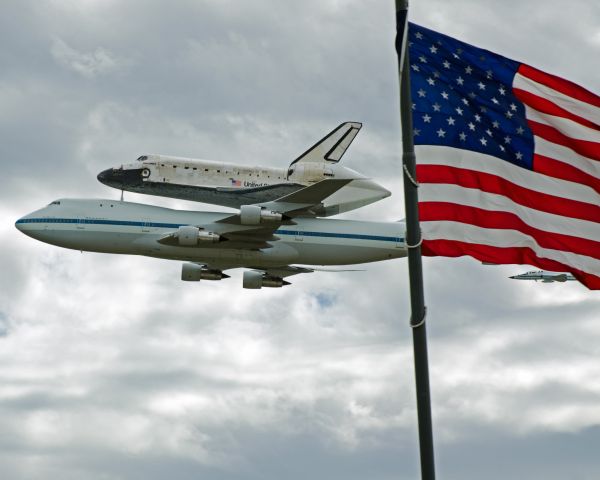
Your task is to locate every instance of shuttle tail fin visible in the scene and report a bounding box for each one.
[289,122,362,169]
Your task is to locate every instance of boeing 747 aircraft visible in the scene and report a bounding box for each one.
[96,122,391,216]
[16,179,406,289]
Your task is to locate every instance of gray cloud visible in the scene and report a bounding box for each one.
[2,0,600,479]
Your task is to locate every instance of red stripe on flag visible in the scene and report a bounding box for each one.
[416,164,600,223]
[421,239,600,289]
[528,120,600,162]
[533,154,600,195]
[518,64,600,109]
[514,88,600,130]
[419,202,600,259]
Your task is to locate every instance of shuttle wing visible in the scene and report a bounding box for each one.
[216,178,353,224]
[159,178,353,250]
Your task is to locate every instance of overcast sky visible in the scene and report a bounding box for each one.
[2,1,600,479]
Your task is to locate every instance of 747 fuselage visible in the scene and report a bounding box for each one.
[16,199,406,288]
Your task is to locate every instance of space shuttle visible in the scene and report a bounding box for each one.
[97,122,391,217]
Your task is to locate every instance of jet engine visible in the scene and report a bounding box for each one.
[176,226,220,245]
[239,205,282,225]
[242,270,290,289]
[181,263,230,281]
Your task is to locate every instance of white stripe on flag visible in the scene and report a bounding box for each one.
[415,147,599,205]
[534,136,600,179]
[513,72,600,126]
[421,221,600,275]
[525,106,600,143]
[420,183,599,241]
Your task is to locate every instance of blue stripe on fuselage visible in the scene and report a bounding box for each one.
[16,217,404,244]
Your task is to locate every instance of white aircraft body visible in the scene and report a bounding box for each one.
[96,122,391,216]
[509,270,576,283]
[16,180,406,289]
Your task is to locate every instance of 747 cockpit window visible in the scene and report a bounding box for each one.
[48,200,61,205]
[137,155,148,161]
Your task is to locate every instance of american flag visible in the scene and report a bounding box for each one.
[408,23,600,290]
[229,178,242,187]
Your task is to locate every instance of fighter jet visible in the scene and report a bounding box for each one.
[509,270,576,283]
[97,122,391,217]
[16,179,406,289]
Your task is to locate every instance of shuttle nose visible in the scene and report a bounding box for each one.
[97,167,144,188]
[97,168,113,184]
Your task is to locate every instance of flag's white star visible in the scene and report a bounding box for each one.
[480,137,488,146]
[437,128,446,137]
[447,117,456,125]
[486,69,493,79]
[433,103,441,112]
[492,121,500,129]
[443,60,451,69]
[423,114,431,123]
[462,98,469,106]
[486,129,493,136]
[459,132,467,141]
[468,122,476,131]
[499,145,505,151]
[516,151,523,160]
[418,89,426,97]
[427,77,435,86]
[455,107,464,115]
[411,64,420,72]
[414,128,421,136]
[465,65,473,74]
[415,32,423,39]
[456,76,464,85]
[510,103,517,111]
[516,126,525,135]
[419,55,427,63]
[505,111,514,118]
[430,45,438,54]
[491,97,499,104]
[499,86,506,95]
[478,81,486,90]
[441,91,449,100]
[504,136,511,144]
[474,114,481,122]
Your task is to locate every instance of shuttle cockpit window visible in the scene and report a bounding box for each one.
[137,155,148,161]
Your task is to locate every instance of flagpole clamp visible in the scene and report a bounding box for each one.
[403,164,419,187]
[410,306,427,328]
[405,235,423,249]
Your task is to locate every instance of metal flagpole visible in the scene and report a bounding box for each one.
[394,2,436,479]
